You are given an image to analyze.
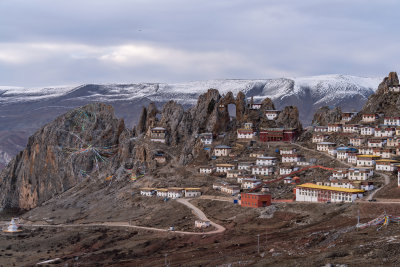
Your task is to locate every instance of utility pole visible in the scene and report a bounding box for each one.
[257,234,260,254]
[164,254,168,267]
[357,209,360,225]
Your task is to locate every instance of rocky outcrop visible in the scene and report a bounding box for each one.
[276,106,303,130]
[136,102,159,136]
[312,106,342,126]
[260,97,276,111]
[0,103,124,211]
[356,72,400,119]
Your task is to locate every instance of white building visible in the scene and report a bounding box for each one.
[238,162,253,171]
[282,154,301,163]
[250,103,262,110]
[398,170,400,187]
[360,126,375,136]
[312,134,327,143]
[349,137,365,147]
[317,142,336,152]
[199,166,213,174]
[215,164,235,173]
[167,188,183,199]
[184,188,202,198]
[356,155,380,167]
[375,160,399,172]
[213,145,232,157]
[343,124,359,134]
[250,151,265,158]
[373,148,394,159]
[325,180,374,191]
[199,133,213,145]
[367,139,386,148]
[347,153,358,165]
[328,147,337,156]
[251,166,275,176]
[341,112,357,122]
[374,127,395,138]
[358,147,374,155]
[279,165,295,175]
[237,176,258,184]
[140,188,155,196]
[362,114,378,123]
[256,156,277,166]
[386,138,399,147]
[384,117,400,126]
[348,168,374,180]
[295,183,364,203]
[221,185,241,195]
[195,220,211,228]
[280,147,297,155]
[242,179,262,189]
[389,85,400,92]
[328,124,342,133]
[332,168,349,179]
[237,129,254,139]
[226,170,242,178]
[314,126,328,133]
[156,189,168,198]
[265,110,280,120]
[150,127,167,143]
[360,181,375,191]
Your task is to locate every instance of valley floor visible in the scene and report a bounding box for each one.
[2,200,400,266]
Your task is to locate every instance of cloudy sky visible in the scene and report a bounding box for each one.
[0,0,399,86]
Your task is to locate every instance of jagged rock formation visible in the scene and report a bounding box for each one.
[355,72,400,119]
[136,102,159,136]
[0,103,126,211]
[312,106,342,126]
[276,106,303,130]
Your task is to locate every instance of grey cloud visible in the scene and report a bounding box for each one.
[0,0,399,86]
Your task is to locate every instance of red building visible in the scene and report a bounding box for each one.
[259,128,298,142]
[240,193,271,208]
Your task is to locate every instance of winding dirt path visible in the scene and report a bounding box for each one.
[176,198,226,234]
[2,198,226,236]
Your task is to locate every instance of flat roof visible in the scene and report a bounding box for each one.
[242,192,270,196]
[215,145,232,149]
[216,164,235,167]
[375,159,399,163]
[257,156,277,159]
[357,155,381,158]
[297,183,364,193]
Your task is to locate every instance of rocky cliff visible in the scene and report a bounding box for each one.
[353,72,400,120]
[311,106,342,126]
[0,103,126,210]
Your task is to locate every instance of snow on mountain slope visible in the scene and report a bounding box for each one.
[0,74,381,106]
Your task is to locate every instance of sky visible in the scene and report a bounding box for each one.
[0,0,399,87]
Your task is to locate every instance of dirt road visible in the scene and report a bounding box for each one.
[2,198,226,236]
[176,198,226,234]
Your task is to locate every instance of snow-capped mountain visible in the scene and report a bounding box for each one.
[0,74,382,169]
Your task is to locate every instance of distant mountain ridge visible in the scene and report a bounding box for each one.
[0,74,381,169]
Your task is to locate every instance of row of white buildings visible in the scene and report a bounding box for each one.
[140,188,201,199]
